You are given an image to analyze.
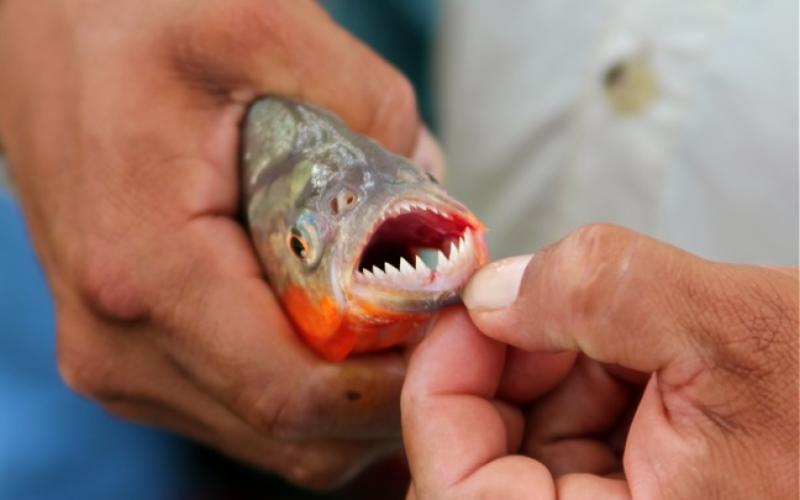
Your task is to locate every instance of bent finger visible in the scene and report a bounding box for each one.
[402,308,526,497]
[497,348,577,403]
[95,214,406,441]
[522,356,631,476]
[175,0,420,155]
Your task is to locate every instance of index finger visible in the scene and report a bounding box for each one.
[175,0,420,156]
[401,308,554,498]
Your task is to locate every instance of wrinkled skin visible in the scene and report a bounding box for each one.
[0,0,442,489]
[403,224,798,499]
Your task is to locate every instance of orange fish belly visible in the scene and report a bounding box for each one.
[282,285,429,361]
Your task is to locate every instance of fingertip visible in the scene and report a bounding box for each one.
[404,306,505,398]
[459,456,556,498]
[410,127,447,182]
[462,254,536,351]
[464,300,540,356]
[462,254,533,311]
[556,474,631,499]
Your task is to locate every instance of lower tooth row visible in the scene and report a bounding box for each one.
[359,230,474,284]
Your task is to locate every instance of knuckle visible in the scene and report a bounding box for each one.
[561,224,637,269]
[219,0,291,56]
[236,366,367,441]
[277,445,368,491]
[555,224,640,321]
[385,74,418,119]
[370,73,419,152]
[76,248,145,321]
[234,382,309,440]
[56,342,113,399]
[282,459,351,491]
[170,0,292,89]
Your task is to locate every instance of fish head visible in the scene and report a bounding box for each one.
[243,97,487,359]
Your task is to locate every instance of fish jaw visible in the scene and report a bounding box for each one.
[281,194,487,361]
[342,194,488,315]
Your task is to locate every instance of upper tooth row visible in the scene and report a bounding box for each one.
[390,201,450,218]
[358,229,475,285]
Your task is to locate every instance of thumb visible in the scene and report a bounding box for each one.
[462,224,762,374]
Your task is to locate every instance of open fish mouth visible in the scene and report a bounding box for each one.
[353,199,484,293]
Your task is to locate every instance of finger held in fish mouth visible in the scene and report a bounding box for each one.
[353,199,484,293]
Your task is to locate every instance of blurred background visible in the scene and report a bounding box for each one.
[1,1,797,499]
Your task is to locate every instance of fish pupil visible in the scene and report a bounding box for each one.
[289,231,308,259]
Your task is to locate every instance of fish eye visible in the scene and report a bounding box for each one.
[288,228,309,259]
[287,215,322,267]
[330,189,358,215]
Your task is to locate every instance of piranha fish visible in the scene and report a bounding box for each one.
[242,97,487,361]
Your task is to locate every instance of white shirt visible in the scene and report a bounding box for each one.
[437,0,798,265]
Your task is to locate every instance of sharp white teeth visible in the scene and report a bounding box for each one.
[449,240,459,260]
[356,229,478,289]
[389,201,454,219]
[437,249,449,269]
[399,257,414,274]
[385,263,400,276]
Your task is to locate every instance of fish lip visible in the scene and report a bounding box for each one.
[345,196,486,307]
[349,195,479,274]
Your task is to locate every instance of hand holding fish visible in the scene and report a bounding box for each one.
[0,0,441,488]
[403,225,798,499]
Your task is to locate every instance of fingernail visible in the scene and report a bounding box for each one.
[462,254,533,310]
[411,127,447,183]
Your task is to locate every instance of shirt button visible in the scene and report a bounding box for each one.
[603,56,657,115]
